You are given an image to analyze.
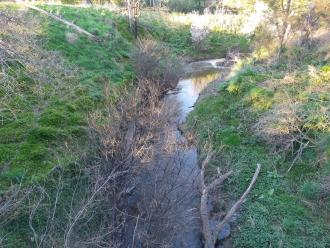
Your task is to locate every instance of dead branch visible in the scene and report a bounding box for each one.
[215,164,261,236]
[64,170,129,248]
[25,4,98,40]
[200,151,261,248]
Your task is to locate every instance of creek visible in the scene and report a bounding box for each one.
[164,60,223,247]
[125,59,225,248]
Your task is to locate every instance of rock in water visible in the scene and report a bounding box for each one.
[218,223,231,241]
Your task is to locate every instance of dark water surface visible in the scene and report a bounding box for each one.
[164,67,221,248]
[126,61,223,248]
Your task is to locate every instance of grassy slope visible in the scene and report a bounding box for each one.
[0,4,135,188]
[188,51,330,246]
[0,5,135,245]
[138,11,250,59]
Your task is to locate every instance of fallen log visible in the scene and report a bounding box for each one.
[200,152,261,248]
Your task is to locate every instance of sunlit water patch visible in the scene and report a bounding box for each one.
[174,71,220,122]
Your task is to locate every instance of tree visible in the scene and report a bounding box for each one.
[125,0,140,38]
[263,0,310,58]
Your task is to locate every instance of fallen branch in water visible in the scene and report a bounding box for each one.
[25,4,98,40]
[200,152,261,248]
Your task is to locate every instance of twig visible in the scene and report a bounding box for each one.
[287,141,309,173]
[132,214,140,248]
[64,170,129,248]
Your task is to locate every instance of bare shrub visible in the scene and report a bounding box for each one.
[88,75,196,247]
[254,101,302,153]
[90,78,176,165]
[132,39,183,93]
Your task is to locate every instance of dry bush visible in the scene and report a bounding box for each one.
[254,101,304,154]
[90,78,178,165]
[253,85,329,173]
[254,68,329,158]
[132,39,183,93]
[89,75,198,247]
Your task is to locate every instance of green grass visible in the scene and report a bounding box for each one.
[0,4,136,188]
[138,11,250,59]
[39,5,135,99]
[188,56,330,247]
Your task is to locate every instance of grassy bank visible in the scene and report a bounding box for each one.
[0,5,139,245]
[0,4,136,189]
[188,46,330,246]
[139,11,250,59]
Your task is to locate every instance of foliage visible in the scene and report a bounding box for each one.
[167,0,200,13]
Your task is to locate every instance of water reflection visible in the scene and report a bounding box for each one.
[176,70,220,122]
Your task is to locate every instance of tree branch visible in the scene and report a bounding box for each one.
[215,164,261,235]
[25,4,98,40]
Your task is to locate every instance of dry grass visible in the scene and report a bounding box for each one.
[254,100,305,154]
[0,8,77,125]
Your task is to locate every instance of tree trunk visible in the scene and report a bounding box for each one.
[277,0,292,59]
